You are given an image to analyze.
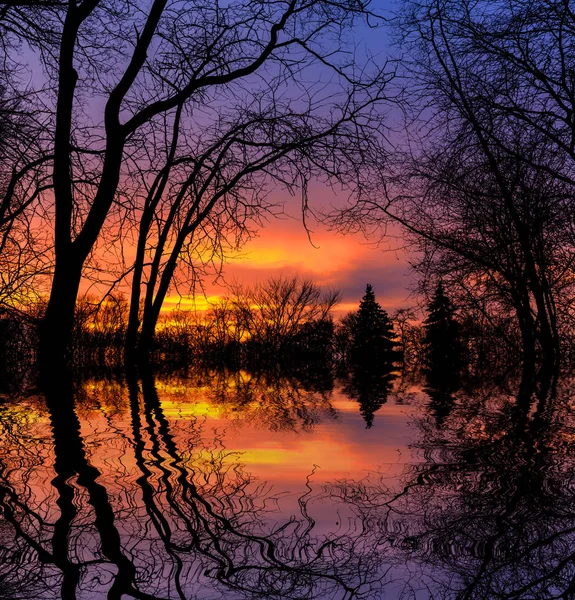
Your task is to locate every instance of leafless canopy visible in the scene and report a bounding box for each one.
[0,0,395,363]
[331,0,575,367]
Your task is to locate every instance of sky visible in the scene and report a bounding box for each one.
[163,202,416,317]
[18,0,414,317]
[159,0,415,318]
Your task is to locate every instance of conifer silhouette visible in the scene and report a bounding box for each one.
[423,282,465,373]
[351,284,397,366]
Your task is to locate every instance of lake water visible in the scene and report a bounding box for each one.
[0,368,572,599]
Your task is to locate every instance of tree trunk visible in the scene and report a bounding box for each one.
[125,250,144,364]
[137,274,171,359]
[125,105,183,365]
[137,238,184,358]
[38,256,84,370]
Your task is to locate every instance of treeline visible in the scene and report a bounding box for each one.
[156,277,339,367]
[0,275,513,379]
[0,274,521,429]
[1,276,343,370]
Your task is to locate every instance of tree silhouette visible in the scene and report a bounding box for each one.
[330,0,575,371]
[422,284,465,427]
[350,284,397,368]
[343,285,397,427]
[423,283,465,375]
[0,61,50,317]
[0,0,394,367]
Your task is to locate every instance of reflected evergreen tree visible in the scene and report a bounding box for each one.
[423,282,466,374]
[351,284,398,367]
[423,368,459,427]
[344,367,395,428]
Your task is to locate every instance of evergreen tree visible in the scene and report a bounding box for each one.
[351,284,397,366]
[423,282,466,373]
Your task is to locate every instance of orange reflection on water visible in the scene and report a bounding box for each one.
[149,378,420,491]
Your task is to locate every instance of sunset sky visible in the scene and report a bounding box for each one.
[158,0,413,318]
[15,0,409,318]
[162,198,416,317]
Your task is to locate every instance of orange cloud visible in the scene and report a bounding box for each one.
[162,217,414,316]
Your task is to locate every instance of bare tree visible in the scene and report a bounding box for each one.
[228,275,340,352]
[0,0,394,367]
[392,307,420,373]
[126,88,381,358]
[399,0,575,367]
[0,29,52,317]
[332,0,575,371]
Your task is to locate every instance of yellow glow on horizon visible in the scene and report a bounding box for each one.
[160,399,228,419]
[162,294,222,311]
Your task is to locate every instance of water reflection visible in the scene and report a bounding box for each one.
[329,368,575,598]
[0,369,402,599]
[343,364,395,429]
[1,366,574,598]
[423,359,460,428]
[198,367,337,432]
[414,372,575,599]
